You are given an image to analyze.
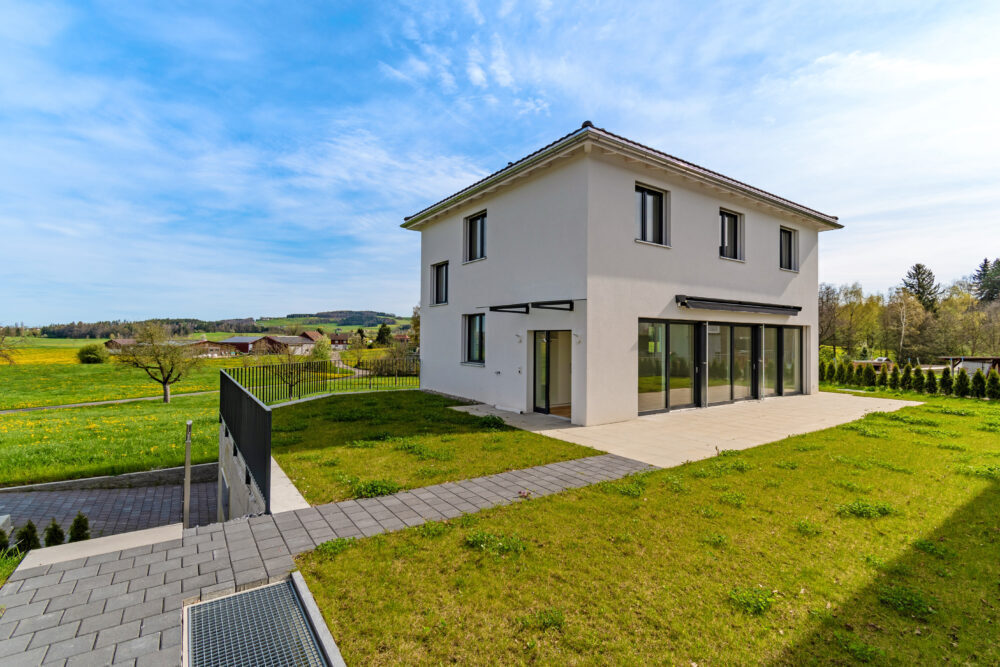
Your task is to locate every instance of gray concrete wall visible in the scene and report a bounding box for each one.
[218,423,267,522]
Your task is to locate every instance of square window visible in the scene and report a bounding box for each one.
[464,314,484,363]
[466,212,486,261]
[635,185,667,245]
[431,262,448,304]
[780,227,797,270]
[720,210,742,260]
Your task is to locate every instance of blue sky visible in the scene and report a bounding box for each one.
[2,1,998,325]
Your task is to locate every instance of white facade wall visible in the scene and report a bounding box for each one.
[417,150,828,426]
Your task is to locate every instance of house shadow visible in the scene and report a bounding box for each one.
[775,480,1000,665]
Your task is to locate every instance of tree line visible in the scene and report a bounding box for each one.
[820,359,1000,400]
[819,259,1000,362]
[33,318,262,339]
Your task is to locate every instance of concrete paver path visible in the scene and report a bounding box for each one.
[454,392,922,468]
[0,454,652,665]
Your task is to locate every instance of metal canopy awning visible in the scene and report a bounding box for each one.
[488,299,576,314]
[675,294,801,316]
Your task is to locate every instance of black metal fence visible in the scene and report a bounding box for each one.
[223,356,419,405]
[220,370,272,513]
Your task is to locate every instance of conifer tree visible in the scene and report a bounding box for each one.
[912,366,925,393]
[863,364,876,387]
[987,369,1000,400]
[901,363,913,390]
[940,366,953,395]
[44,518,65,547]
[925,369,938,394]
[14,521,40,552]
[68,513,90,542]
[971,369,986,398]
[818,361,827,383]
[889,365,900,390]
[836,362,848,384]
[955,368,971,397]
[0,528,7,552]
[877,365,889,388]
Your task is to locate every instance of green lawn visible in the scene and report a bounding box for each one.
[298,394,1000,664]
[271,391,599,505]
[0,550,24,588]
[0,394,219,487]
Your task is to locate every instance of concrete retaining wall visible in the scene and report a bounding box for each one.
[218,423,267,522]
[0,462,218,494]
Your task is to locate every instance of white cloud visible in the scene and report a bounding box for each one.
[466,46,487,87]
[490,35,514,87]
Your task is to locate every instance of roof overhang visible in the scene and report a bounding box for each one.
[675,294,802,316]
[402,123,841,231]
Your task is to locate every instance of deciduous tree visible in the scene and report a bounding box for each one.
[116,324,201,403]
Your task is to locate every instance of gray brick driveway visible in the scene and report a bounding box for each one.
[0,454,654,666]
[0,484,217,540]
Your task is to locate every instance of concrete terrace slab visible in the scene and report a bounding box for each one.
[453,392,922,469]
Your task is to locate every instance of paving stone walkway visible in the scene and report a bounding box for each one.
[0,484,217,540]
[0,454,653,666]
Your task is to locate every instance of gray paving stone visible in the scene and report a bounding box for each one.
[65,643,115,666]
[0,633,32,659]
[20,572,64,591]
[151,539,181,553]
[94,619,141,650]
[111,564,150,585]
[112,633,161,663]
[234,567,267,589]
[11,608,64,637]
[0,600,47,625]
[197,558,231,576]
[88,581,129,603]
[47,557,89,574]
[159,624,181,649]
[28,619,79,649]
[146,558,181,577]
[96,560,135,576]
[121,598,163,625]
[0,589,36,609]
[61,600,108,624]
[39,632,97,662]
[84,552,123,566]
[79,608,124,636]
[125,570,167,593]
[180,572,216,593]
[73,573,114,593]
[120,545,153,559]
[8,564,50,581]
[135,647,181,666]
[138,610,181,636]
[104,590,145,613]
[140,581,180,604]
[3,645,48,666]
[162,564,196,585]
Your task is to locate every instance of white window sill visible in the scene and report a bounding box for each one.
[429,302,448,307]
[462,257,487,265]
[634,239,671,249]
[719,255,745,263]
[779,267,799,274]
[461,361,485,367]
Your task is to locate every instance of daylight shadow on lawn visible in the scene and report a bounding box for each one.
[778,480,1000,665]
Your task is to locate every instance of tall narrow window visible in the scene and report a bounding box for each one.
[635,185,666,245]
[432,262,448,305]
[466,212,486,261]
[720,210,740,260]
[465,314,485,363]
[779,227,797,270]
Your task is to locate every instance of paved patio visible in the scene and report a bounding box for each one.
[454,392,922,468]
[0,453,652,666]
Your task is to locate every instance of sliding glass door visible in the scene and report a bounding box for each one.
[706,325,731,404]
[783,328,802,394]
[668,323,696,409]
[732,326,754,400]
[763,327,779,397]
[638,322,666,412]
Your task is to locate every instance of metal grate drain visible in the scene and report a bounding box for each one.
[187,581,328,666]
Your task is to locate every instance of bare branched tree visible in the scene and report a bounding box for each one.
[0,330,20,365]
[116,324,202,403]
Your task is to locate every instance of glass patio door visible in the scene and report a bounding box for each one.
[668,323,696,409]
[533,331,549,413]
[763,327,779,396]
[638,322,666,412]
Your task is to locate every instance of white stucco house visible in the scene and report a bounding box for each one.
[403,122,841,426]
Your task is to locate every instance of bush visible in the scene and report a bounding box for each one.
[14,521,40,552]
[44,518,65,547]
[309,337,331,361]
[940,366,953,395]
[68,512,90,542]
[925,369,937,394]
[987,369,1000,400]
[818,361,827,382]
[0,528,7,551]
[900,364,912,390]
[877,365,888,388]
[77,343,110,364]
[911,366,925,393]
[836,362,848,384]
[853,364,865,386]
[954,369,971,398]
[971,369,986,398]
[889,365,900,390]
[862,364,877,387]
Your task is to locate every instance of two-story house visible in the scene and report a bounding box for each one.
[403,122,841,426]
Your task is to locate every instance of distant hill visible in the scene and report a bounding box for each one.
[256,310,403,329]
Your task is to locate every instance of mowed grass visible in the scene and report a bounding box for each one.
[271,391,599,505]
[298,395,1000,664]
[0,394,219,486]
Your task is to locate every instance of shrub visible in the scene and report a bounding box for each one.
[77,343,110,364]
[939,366,953,395]
[837,500,894,518]
[68,512,90,542]
[900,364,912,390]
[14,521,40,552]
[309,337,332,361]
[43,518,65,547]
[911,366,924,393]
[862,364,877,387]
[728,586,776,615]
[316,537,354,558]
[971,369,986,398]
[987,369,1000,400]
[0,528,7,551]
[836,362,848,384]
[853,364,866,386]
[818,360,827,382]
[954,369,971,398]
[889,365,900,389]
[877,364,888,388]
[925,369,937,394]
[463,530,527,556]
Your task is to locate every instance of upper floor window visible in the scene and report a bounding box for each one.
[779,227,798,271]
[464,313,485,364]
[635,185,667,245]
[431,262,448,304]
[465,212,486,261]
[720,210,743,260]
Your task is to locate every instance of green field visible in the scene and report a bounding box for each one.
[272,391,597,505]
[0,394,219,487]
[256,316,411,333]
[298,394,1000,664]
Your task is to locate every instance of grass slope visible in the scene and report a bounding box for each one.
[298,395,1000,664]
[0,394,219,486]
[271,391,598,505]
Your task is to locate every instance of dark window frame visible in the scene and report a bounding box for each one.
[779,226,797,271]
[465,211,487,262]
[431,261,449,305]
[719,209,742,260]
[464,313,485,364]
[635,184,668,246]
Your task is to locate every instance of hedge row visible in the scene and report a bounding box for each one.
[819,361,1000,400]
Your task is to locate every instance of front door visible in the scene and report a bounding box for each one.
[534,331,571,417]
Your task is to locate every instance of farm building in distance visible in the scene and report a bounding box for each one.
[940,356,1000,374]
[104,338,241,358]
